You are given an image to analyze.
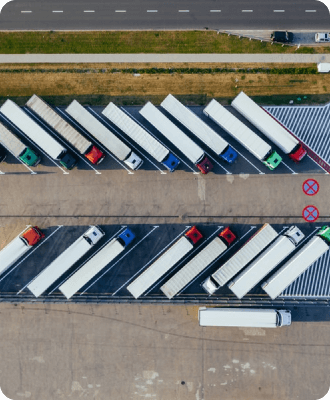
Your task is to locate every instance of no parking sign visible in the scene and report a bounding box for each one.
[302,206,319,222]
[302,179,319,196]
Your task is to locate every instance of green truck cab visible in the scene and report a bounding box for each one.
[318,226,330,243]
[20,147,41,167]
[263,150,282,170]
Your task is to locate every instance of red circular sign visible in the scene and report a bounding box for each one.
[302,179,319,196]
[302,205,319,222]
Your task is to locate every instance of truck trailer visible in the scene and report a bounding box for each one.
[0,122,41,167]
[232,91,306,162]
[203,99,282,170]
[160,227,236,299]
[66,100,143,170]
[262,226,330,299]
[59,228,135,299]
[161,94,237,163]
[198,307,291,328]
[0,226,45,276]
[140,102,213,174]
[202,224,278,295]
[0,100,77,170]
[27,226,105,297]
[102,102,179,171]
[127,226,203,298]
[228,226,305,299]
[26,95,105,165]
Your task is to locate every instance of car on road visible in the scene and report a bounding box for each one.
[315,33,330,43]
[270,31,293,43]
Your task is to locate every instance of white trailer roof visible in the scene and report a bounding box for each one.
[198,308,278,328]
[140,102,204,164]
[161,94,228,155]
[28,235,93,297]
[59,239,125,299]
[232,91,298,154]
[212,224,278,286]
[0,236,28,275]
[228,235,296,299]
[26,95,92,154]
[262,236,329,300]
[0,122,26,157]
[203,99,271,161]
[127,236,193,299]
[103,102,169,163]
[66,100,131,161]
[0,100,66,160]
[161,237,227,299]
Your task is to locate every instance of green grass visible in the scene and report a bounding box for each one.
[0,31,327,54]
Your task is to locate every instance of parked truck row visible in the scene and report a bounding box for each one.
[0,92,307,172]
[0,224,328,300]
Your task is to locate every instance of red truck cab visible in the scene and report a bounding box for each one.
[185,226,203,245]
[219,227,236,246]
[85,145,105,165]
[22,226,45,246]
[289,144,307,162]
[196,156,213,174]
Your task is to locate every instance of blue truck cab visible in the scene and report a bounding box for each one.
[118,228,135,247]
[162,153,180,172]
[220,145,238,164]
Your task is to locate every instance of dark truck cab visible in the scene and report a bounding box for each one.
[271,31,293,43]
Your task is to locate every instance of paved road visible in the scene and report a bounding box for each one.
[1,54,330,63]
[0,0,329,30]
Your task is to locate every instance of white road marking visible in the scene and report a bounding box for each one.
[281,160,297,174]
[16,226,64,294]
[179,10,189,12]
[210,10,221,12]
[273,10,285,12]
[305,10,316,12]
[84,10,95,13]
[147,10,158,12]
[48,227,127,295]
[112,226,188,296]
[52,10,63,13]
[84,225,160,295]
[21,10,32,13]
[115,10,126,13]
[127,107,197,173]
[42,107,101,175]
[204,151,231,174]
[242,10,253,12]
[57,107,132,174]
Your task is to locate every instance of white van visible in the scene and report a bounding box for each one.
[198,307,291,328]
[317,63,330,73]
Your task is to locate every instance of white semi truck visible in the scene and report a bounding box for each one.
[203,99,282,170]
[59,228,135,299]
[66,100,143,170]
[0,226,45,276]
[102,102,179,171]
[127,227,203,298]
[27,226,105,297]
[26,95,105,165]
[140,102,213,174]
[161,94,238,164]
[160,227,236,299]
[0,122,41,167]
[198,307,291,328]
[228,226,305,299]
[0,99,77,169]
[202,224,278,295]
[231,91,307,162]
[262,226,330,299]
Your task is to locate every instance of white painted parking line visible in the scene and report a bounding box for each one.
[147,10,158,12]
[56,108,133,175]
[0,169,4,175]
[21,10,32,13]
[83,225,160,295]
[144,226,224,296]
[84,10,95,13]
[242,10,253,12]
[179,10,190,12]
[49,226,127,295]
[305,10,316,12]
[124,108,197,174]
[112,226,188,296]
[0,114,55,175]
[210,10,221,12]
[273,10,285,12]
[119,108,168,174]
[29,107,101,175]
[15,226,64,294]
[52,10,63,13]
[178,225,257,294]
[281,161,297,174]
[0,225,61,291]
[231,145,264,174]
[115,10,126,13]
[204,151,231,174]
